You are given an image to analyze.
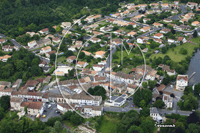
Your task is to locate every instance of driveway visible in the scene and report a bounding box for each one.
[163,85,184,99]
[40,103,61,122]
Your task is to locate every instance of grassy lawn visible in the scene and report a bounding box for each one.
[57,56,67,64]
[150,42,198,62]
[98,115,120,133]
[63,120,78,129]
[122,67,131,74]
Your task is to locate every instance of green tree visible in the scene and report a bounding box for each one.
[153,99,165,109]
[148,80,157,89]
[127,125,143,133]
[50,53,56,63]
[193,30,198,38]
[140,100,146,108]
[24,106,28,114]
[140,118,155,133]
[0,96,10,111]
[54,121,63,133]
[142,82,148,88]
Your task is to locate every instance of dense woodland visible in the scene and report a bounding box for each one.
[0,48,43,83]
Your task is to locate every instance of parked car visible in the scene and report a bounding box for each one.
[48,104,51,108]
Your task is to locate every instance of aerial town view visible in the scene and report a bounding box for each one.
[1,0,200,133]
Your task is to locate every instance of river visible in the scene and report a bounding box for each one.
[187,49,200,86]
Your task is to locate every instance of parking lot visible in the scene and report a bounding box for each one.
[40,103,61,122]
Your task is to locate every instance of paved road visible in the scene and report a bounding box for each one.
[169,5,186,20]
[103,106,141,113]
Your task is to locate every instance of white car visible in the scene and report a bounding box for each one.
[48,104,52,108]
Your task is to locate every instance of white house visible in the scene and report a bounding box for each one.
[39,28,49,35]
[154,33,164,39]
[84,105,103,117]
[139,26,151,32]
[94,51,106,59]
[28,40,37,48]
[150,107,163,124]
[168,39,176,44]
[163,95,173,108]
[176,75,188,91]
[145,70,157,81]
[76,61,88,68]
[90,37,101,43]
[192,21,200,26]
[93,64,104,71]
[40,46,51,54]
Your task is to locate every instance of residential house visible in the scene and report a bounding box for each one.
[45,34,54,39]
[38,60,47,67]
[20,101,44,116]
[153,22,163,28]
[154,33,164,39]
[177,37,187,43]
[140,26,151,32]
[180,19,188,23]
[43,76,52,84]
[2,45,15,52]
[168,39,176,44]
[46,50,56,58]
[154,39,163,44]
[132,15,143,22]
[145,70,157,81]
[40,46,51,54]
[84,105,103,117]
[192,21,200,26]
[28,40,37,48]
[150,3,159,8]
[90,37,101,43]
[143,18,150,23]
[161,65,176,76]
[94,51,106,59]
[37,38,51,47]
[0,81,11,88]
[10,97,23,111]
[77,61,88,68]
[12,79,22,90]
[128,22,137,28]
[26,32,36,37]
[61,22,71,29]
[176,75,188,91]
[0,86,13,97]
[150,107,163,124]
[39,28,49,35]
[171,10,178,14]
[137,37,149,44]
[161,3,169,8]
[127,84,137,94]
[127,31,137,37]
[142,48,148,53]
[0,55,11,62]
[187,2,198,9]
[52,37,61,43]
[24,80,39,91]
[67,56,76,63]
[163,18,172,23]
[174,1,179,5]
[163,95,173,108]
[0,39,6,44]
[93,64,104,72]
[82,50,92,56]
[160,28,171,34]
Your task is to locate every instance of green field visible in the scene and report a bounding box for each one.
[150,42,198,62]
[98,115,119,133]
